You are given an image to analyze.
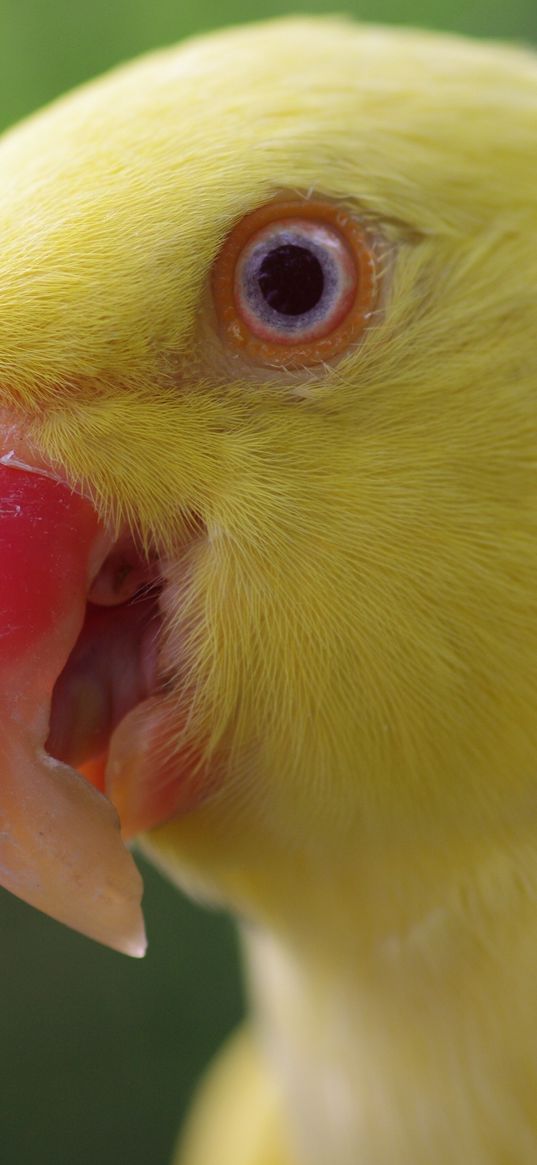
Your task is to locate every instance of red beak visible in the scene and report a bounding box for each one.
[0,447,146,956]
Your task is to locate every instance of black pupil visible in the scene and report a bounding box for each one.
[257,244,324,316]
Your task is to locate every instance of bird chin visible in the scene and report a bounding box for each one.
[0,425,204,956]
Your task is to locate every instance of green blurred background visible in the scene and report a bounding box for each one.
[0,1,535,1163]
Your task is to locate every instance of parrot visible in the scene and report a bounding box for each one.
[0,14,536,1165]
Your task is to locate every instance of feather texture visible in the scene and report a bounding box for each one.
[0,18,536,1164]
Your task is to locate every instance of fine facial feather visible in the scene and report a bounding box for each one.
[0,18,536,1165]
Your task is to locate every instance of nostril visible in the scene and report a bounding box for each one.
[88,534,160,606]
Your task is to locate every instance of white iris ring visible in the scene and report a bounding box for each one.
[234,219,357,346]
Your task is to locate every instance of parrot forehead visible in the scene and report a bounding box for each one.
[0,17,535,401]
[1,20,535,225]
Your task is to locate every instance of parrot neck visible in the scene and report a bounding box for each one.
[147,814,536,1163]
[242,829,531,1165]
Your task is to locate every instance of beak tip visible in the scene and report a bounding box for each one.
[127,932,148,959]
[107,910,147,958]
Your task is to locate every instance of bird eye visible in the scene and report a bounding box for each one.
[212,198,378,367]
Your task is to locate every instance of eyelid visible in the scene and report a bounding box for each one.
[211,196,381,369]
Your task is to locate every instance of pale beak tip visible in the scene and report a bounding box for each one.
[117,921,148,959]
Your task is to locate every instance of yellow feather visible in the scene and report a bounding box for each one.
[1,17,536,1164]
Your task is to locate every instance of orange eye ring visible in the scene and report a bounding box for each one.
[212,197,378,368]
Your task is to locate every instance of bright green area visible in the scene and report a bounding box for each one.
[0,0,536,131]
[0,2,535,1163]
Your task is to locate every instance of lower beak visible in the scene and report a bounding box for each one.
[0,449,146,957]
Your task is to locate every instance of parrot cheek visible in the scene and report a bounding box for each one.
[0,422,206,953]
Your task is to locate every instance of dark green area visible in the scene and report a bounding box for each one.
[0,2,535,1163]
[0,857,243,1165]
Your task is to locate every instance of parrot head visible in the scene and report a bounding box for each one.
[0,19,535,956]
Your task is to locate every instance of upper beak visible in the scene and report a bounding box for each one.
[0,422,146,957]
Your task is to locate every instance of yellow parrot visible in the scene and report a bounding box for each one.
[0,16,536,1165]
